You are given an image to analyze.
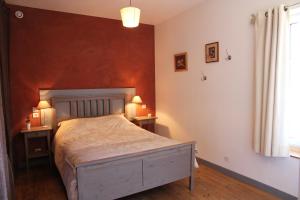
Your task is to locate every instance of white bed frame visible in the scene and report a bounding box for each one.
[51,93,195,200]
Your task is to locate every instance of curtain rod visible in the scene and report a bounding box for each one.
[264,2,300,17]
[285,2,300,9]
[251,2,300,19]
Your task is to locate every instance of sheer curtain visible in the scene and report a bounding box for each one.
[254,5,290,157]
[287,6,300,151]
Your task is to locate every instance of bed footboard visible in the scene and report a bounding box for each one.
[76,142,195,200]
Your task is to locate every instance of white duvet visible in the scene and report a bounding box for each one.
[53,114,180,200]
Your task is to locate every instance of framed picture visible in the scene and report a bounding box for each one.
[174,52,187,72]
[205,42,219,63]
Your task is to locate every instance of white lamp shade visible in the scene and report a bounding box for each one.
[132,96,142,104]
[120,6,140,28]
[37,100,51,109]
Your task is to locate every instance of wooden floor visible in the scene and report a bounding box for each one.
[15,163,279,200]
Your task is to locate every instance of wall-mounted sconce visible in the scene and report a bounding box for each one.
[250,14,256,24]
[201,72,207,81]
[225,49,232,61]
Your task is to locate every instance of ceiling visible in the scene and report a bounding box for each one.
[5,0,204,25]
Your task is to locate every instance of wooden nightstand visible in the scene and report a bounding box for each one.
[132,116,158,132]
[20,126,52,170]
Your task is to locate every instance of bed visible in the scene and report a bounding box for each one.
[51,93,195,200]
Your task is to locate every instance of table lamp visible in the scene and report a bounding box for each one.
[37,100,51,127]
[132,95,142,104]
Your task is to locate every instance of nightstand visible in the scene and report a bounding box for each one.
[21,126,52,170]
[132,116,158,132]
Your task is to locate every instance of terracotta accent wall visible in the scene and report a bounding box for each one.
[9,5,155,166]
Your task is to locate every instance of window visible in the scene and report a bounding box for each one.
[287,7,300,151]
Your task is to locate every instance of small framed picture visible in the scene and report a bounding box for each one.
[205,42,219,63]
[174,52,188,72]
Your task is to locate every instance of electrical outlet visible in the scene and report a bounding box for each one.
[142,104,147,109]
[32,112,39,118]
[195,145,199,156]
[32,107,38,113]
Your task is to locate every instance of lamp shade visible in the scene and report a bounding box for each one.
[120,6,140,28]
[132,96,142,104]
[37,100,51,109]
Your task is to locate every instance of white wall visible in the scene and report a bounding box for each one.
[155,0,299,196]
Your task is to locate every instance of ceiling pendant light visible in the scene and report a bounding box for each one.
[120,0,141,28]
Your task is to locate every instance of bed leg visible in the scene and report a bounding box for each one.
[189,175,194,191]
[189,143,195,191]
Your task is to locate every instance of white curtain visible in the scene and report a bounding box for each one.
[254,5,290,157]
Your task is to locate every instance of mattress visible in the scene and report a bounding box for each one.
[53,114,180,200]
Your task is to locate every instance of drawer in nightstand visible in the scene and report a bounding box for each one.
[26,131,48,138]
[21,126,53,170]
[28,138,48,156]
[28,152,49,159]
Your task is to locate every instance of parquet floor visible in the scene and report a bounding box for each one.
[15,164,279,200]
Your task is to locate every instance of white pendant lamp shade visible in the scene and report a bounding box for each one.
[120,6,140,28]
